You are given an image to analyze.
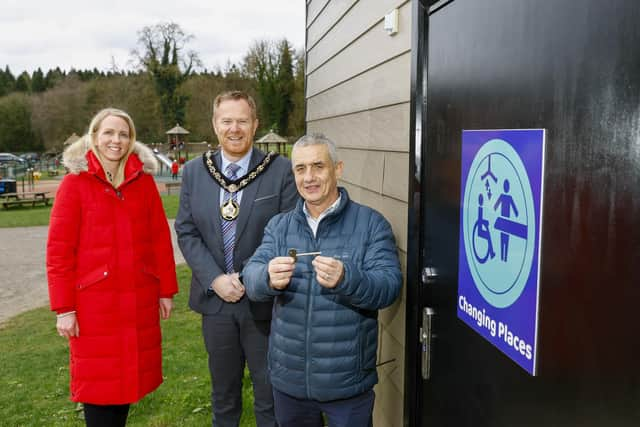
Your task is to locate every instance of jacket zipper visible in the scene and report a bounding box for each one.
[304,219,318,399]
[296,200,343,399]
[92,170,141,200]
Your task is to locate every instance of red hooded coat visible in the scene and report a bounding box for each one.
[46,139,178,404]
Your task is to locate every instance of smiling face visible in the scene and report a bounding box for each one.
[94,115,131,168]
[212,99,259,161]
[291,143,343,217]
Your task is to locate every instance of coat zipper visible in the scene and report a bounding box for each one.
[92,169,141,201]
[304,218,317,399]
[296,202,342,399]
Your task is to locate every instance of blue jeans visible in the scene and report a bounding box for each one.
[272,387,374,427]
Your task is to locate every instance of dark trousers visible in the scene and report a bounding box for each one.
[202,301,276,427]
[83,403,130,427]
[272,388,375,427]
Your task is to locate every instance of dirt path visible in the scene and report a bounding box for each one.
[0,225,49,324]
[0,178,185,325]
[0,221,184,325]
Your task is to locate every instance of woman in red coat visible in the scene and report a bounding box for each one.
[46,108,179,427]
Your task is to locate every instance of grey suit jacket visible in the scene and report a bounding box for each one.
[175,148,298,319]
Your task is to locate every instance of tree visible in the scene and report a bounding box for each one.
[242,38,296,136]
[182,72,253,143]
[31,68,47,92]
[243,40,279,132]
[0,94,43,152]
[276,39,295,136]
[132,22,200,129]
[44,67,65,90]
[289,49,306,137]
[0,66,16,96]
[15,71,31,93]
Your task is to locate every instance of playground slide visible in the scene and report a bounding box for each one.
[153,150,173,169]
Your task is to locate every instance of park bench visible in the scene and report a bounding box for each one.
[165,181,182,195]
[1,192,52,209]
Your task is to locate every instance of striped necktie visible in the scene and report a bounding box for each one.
[222,163,240,273]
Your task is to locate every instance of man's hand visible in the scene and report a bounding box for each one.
[312,256,344,289]
[268,257,295,290]
[159,298,173,319]
[211,273,245,302]
[56,313,79,338]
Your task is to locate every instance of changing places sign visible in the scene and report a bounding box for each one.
[457,129,545,375]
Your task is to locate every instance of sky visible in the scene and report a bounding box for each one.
[0,0,306,75]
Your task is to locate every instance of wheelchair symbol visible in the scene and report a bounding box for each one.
[472,193,496,264]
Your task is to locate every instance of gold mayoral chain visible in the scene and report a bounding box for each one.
[203,150,279,221]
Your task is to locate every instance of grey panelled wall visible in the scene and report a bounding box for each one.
[305,1,412,426]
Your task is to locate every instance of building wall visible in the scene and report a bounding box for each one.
[305,1,412,425]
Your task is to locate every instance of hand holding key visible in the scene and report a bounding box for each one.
[268,256,296,290]
[312,256,344,289]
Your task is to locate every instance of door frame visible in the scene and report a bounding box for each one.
[404,1,453,426]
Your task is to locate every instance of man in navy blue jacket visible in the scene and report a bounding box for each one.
[244,133,402,427]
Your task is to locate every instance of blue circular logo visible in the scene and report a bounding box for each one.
[463,139,535,308]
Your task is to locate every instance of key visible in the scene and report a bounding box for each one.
[288,249,321,261]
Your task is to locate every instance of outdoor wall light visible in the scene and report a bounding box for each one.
[384,8,399,35]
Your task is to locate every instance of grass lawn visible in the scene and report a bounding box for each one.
[160,194,180,219]
[0,265,257,426]
[0,195,180,228]
[0,204,53,227]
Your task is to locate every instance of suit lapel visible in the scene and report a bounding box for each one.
[211,151,224,249]
[234,148,264,242]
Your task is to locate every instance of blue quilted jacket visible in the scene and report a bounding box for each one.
[244,188,402,401]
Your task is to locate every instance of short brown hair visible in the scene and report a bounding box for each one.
[212,90,257,121]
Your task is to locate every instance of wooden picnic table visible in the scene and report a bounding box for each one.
[1,191,52,209]
[165,181,182,195]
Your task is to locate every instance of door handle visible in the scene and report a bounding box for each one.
[421,267,439,286]
[420,307,435,379]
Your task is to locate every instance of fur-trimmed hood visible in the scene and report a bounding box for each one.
[62,136,159,175]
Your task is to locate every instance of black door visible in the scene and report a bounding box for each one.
[407,0,640,425]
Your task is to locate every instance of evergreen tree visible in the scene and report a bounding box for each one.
[243,38,298,135]
[0,66,16,96]
[0,68,8,97]
[289,50,306,137]
[31,68,47,92]
[14,71,31,93]
[44,67,65,89]
[243,40,280,132]
[276,39,295,136]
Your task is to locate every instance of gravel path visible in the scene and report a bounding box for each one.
[0,220,184,325]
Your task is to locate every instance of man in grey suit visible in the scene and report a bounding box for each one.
[175,90,298,426]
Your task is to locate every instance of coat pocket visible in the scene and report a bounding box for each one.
[138,266,161,290]
[254,193,277,203]
[76,264,110,290]
[142,266,160,282]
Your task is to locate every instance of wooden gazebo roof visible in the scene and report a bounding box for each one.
[166,124,190,135]
[257,130,287,143]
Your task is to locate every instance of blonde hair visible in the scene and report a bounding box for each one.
[87,108,137,187]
